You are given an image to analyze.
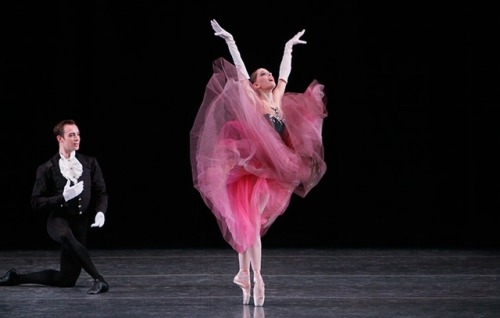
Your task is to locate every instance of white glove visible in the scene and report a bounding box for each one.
[63,179,84,201]
[211,19,250,79]
[279,29,307,83]
[91,212,105,228]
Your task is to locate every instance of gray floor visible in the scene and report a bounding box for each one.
[0,248,499,317]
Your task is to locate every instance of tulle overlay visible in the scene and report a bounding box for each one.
[190,58,327,253]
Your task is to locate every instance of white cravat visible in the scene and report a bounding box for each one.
[59,151,83,184]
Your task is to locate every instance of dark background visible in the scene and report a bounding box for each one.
[1,1,499,250]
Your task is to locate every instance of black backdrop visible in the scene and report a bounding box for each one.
[1,1,499,250]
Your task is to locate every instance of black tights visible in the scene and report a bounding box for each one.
[17,213,103,287]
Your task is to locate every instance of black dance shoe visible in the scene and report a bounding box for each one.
[0,268,19,286]
[87,279,109,294]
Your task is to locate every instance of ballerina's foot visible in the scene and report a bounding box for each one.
[253,276,265,307]
[234,271,251,305]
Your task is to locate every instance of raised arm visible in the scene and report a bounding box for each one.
[211,19,250,80]
[278,29,307,84]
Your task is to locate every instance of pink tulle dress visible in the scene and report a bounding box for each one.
[190,58,327,253]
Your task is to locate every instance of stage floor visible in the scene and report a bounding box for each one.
[1,248,499,317]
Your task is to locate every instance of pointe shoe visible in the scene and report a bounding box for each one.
[253,276,265,307]
[253,277,266,307]
[0,268,19,286]
[233,272,251,305]
[87,279,109,294]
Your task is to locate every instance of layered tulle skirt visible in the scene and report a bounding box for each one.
[190,58,327,253]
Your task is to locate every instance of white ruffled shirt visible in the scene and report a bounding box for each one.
[59,151,83,184]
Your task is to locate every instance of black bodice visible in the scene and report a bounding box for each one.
[265,114,285,136]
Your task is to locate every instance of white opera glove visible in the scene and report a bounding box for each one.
[279,29,307,83]
[63,179,84,201]
[91,212,105,228]
[211,19,250,79]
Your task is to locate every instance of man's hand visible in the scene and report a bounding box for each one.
[63,180,84,201]
[91,212,105,228]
